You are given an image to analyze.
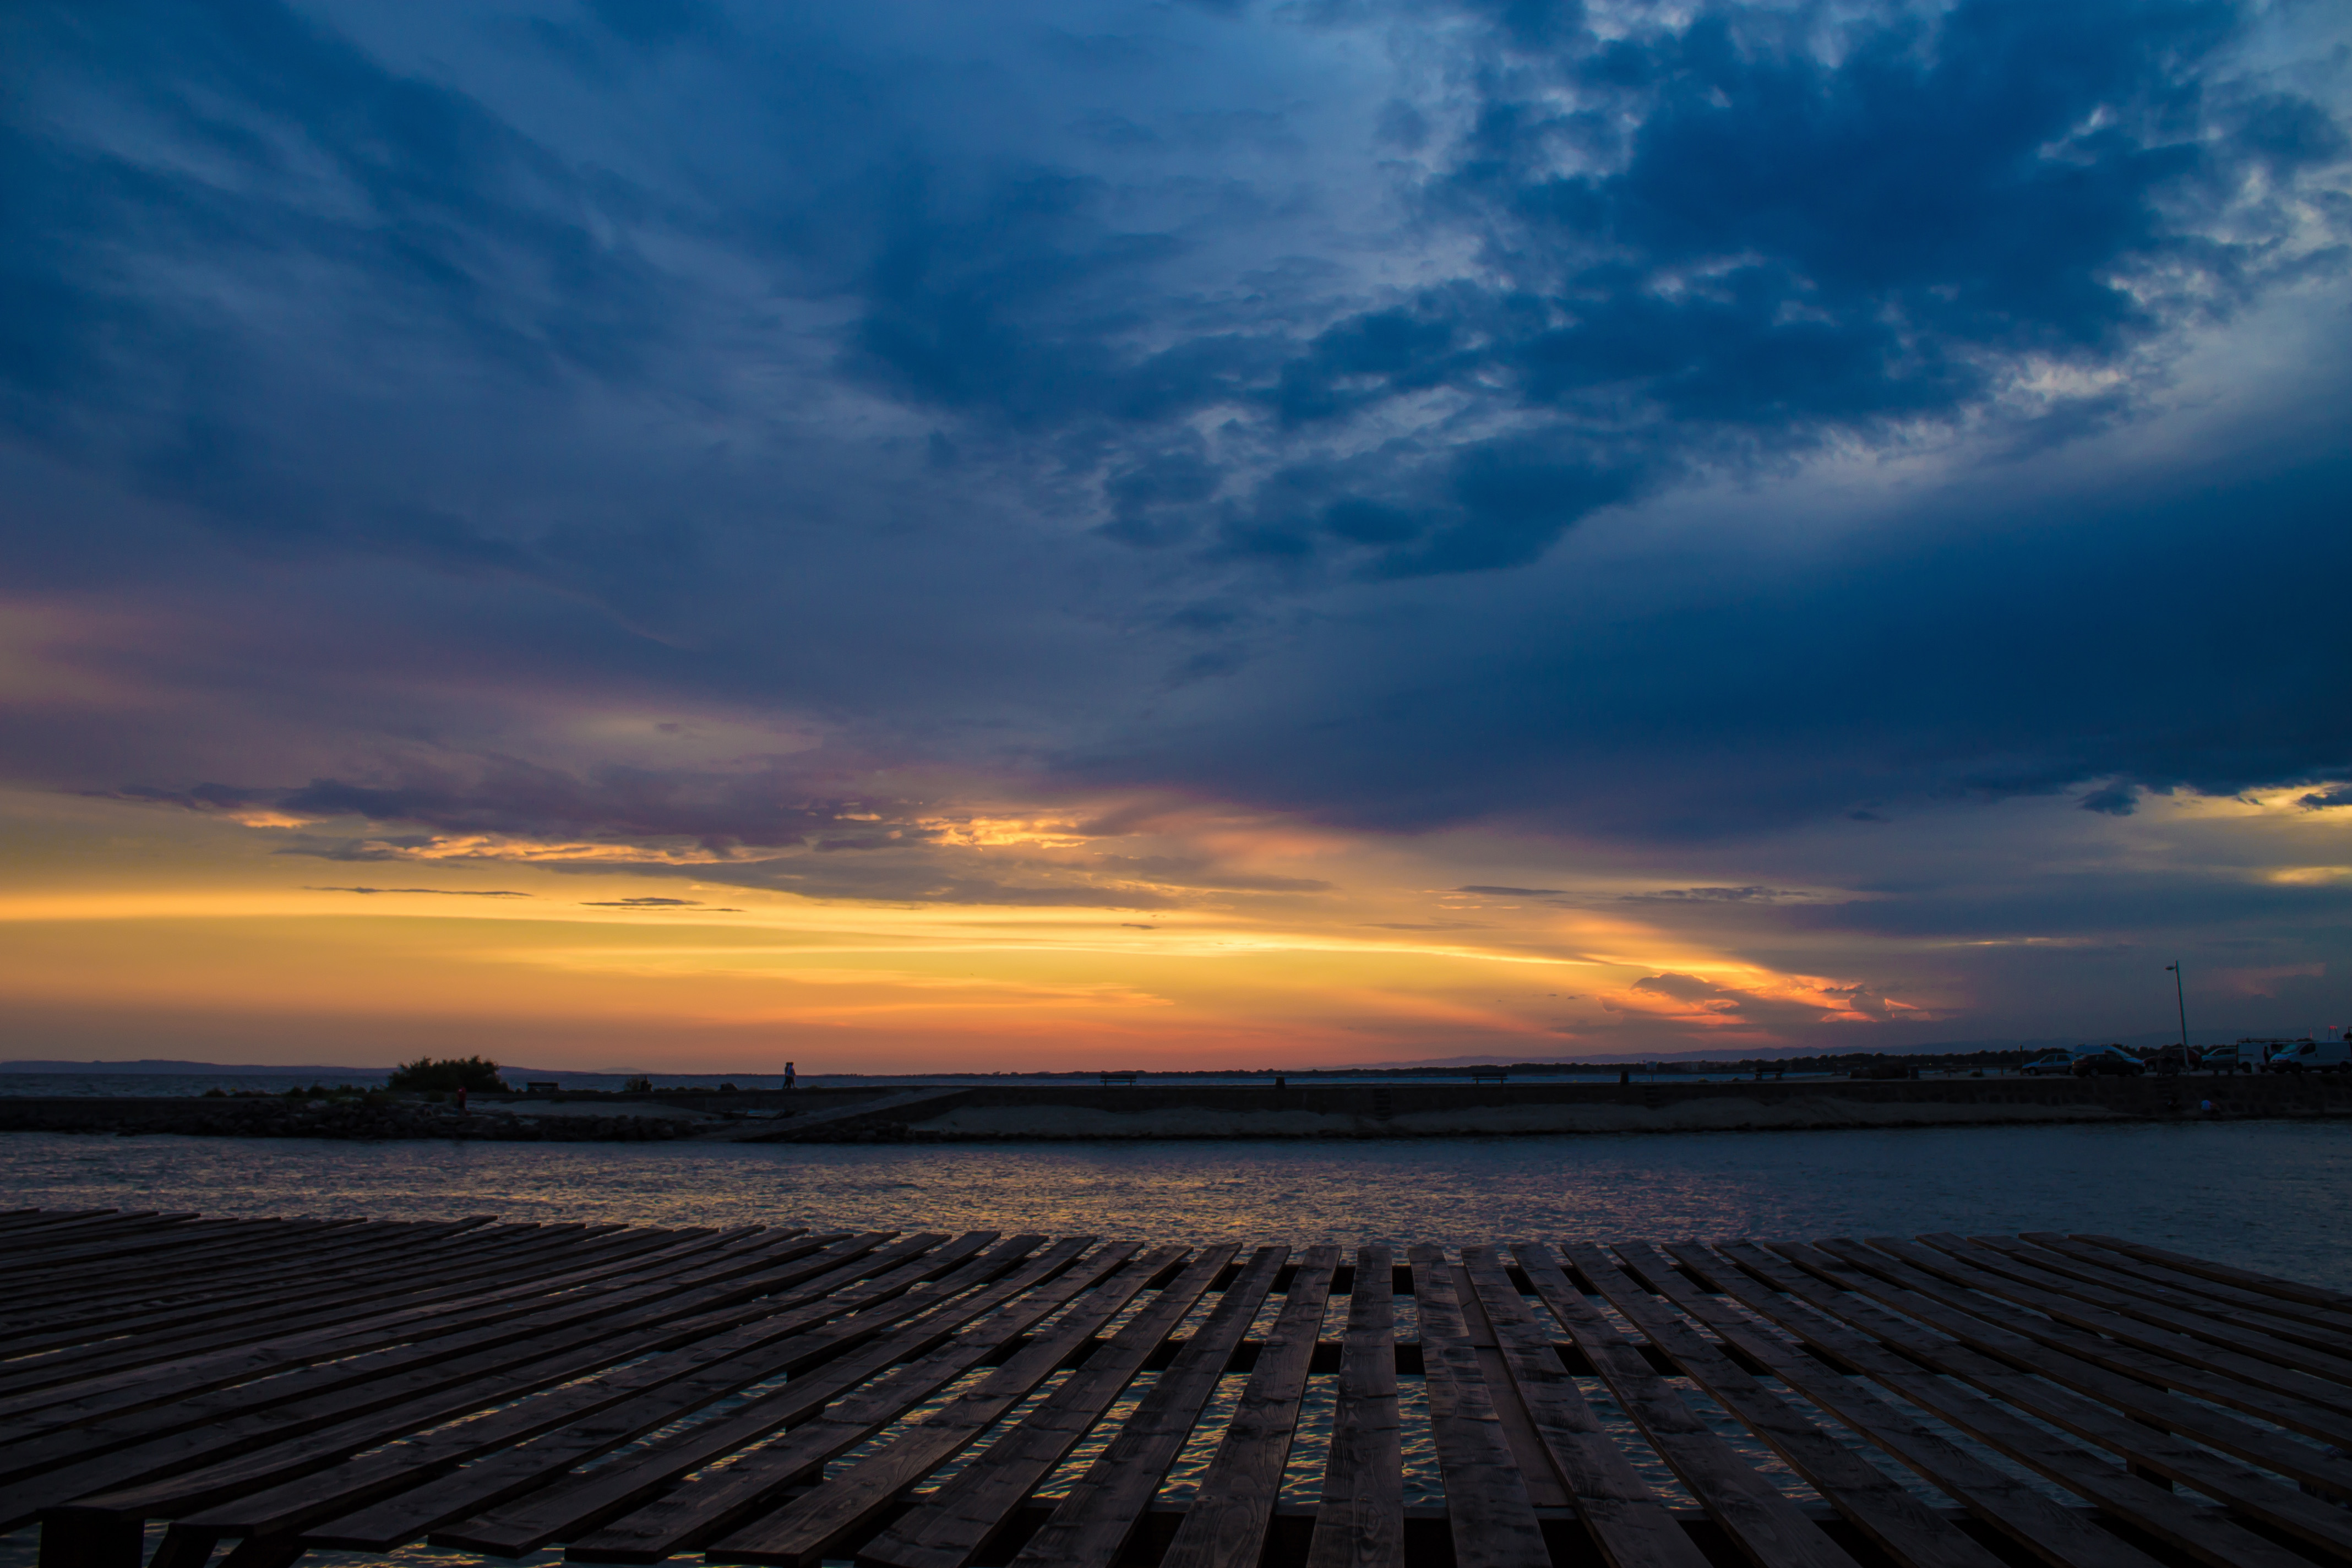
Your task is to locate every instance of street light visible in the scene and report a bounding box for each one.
[2165,962,2188,1069]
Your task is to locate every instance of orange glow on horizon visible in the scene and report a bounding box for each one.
[0,786,1956,1071]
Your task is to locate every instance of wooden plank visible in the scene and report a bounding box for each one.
[0,1224,834,1435]
[0,1218,598,1368]
[1860,1237,2352,1462]
[3,1214,352,1280]
[1457,1248,1708,1568]
[297,1233,1026,1552]
[1643,1243,2165,1568]
[691,1245,1188,1568]
[0,1218,529,1353]
[1709,1240,2316,1568]
[1445,1260,1567,1512]
[0,1227,790,1490]
[4,1231,901,1529]
[1951,1233,2352,1376]
[1302,1243,1402,1568]
[2020,1232,2352,1340]
[553,1240,1150,1565]
[1012,1246,1291,1568]
[2071,1233,2352,1312]
[0,1211,140,1249]
[0,1213,178,1255]
[1,1216,498,1325]
[431,1236,1108,1558]
[1925,1240,2352,1445]
[1788,1239,2352,1562]
[852,1244,1242,1568]
[0,1222,641,1400]
[1,1219,311,1297]
[1563,1243,2003,1568]
[55,1233,971,1542]
[1156,1245,1341,1568]
[1406,1244,1549,1568]
[1519,1243,1861,1568]
[5,1221,406,1322]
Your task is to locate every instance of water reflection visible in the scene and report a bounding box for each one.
[2,1122,2343,1286]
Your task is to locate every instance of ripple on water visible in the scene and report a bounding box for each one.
[1,1122,2343,1286]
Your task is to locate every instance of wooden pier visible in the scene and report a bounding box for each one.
[3,1211,2349,1568]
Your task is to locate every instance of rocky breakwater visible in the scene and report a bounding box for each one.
[0,1095,695,1141]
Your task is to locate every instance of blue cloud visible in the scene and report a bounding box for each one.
[2,0,2346,863]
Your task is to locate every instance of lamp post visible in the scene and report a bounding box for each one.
[2165,963,2188,1069]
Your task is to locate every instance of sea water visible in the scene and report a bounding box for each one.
[2,1119,2342,1284]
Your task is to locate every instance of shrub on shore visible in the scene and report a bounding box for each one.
[387,1055,510,1093]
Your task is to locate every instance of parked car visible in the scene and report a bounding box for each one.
[2071,1047,2146,1078]
[2019,1051,2078,1076]
[2201,1040,2273,1075]
[2266,1038,2351,1074]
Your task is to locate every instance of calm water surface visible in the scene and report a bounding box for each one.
[3,1120,2344,1284]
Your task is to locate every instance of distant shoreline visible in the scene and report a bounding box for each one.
[4,1075,2345,1142]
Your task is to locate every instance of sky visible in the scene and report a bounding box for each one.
[3,0,2348,1073]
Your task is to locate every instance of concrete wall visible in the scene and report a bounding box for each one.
[799,1074,2352,1141]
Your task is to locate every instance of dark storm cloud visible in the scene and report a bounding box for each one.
[1102,435,2352,838]
[96,760,938,853]
[2,0,2348,865]
[8,0,2335,583]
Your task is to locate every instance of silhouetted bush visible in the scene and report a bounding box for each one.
[387,1055,510,1093]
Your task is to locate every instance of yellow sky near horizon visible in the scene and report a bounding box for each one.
[0,784,1971,1070]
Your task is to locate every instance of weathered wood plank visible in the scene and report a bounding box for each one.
[0,1228,792,1496]
[1565,1242,2004,1568]
[1458,1248,1709,1568]
[0,1221,665,1375]
[431,1236,1102,1558]
[1849,1238,2352,1476]
[853,1245,1242,1568]
[17,1231,922,1533]
[691,1245,1189,1568]
[2072,1233,2352,1312]
[1517,1243,1862,1568]
[1648,1243,2164,1568]
[1302,1244,1402,1568]
[300,1233,1023,1552]
[1,1216,502,1333]
[1406,1244,1549,1568]
[0,1222,642,1401]
[1924,1232,2352,1393]
[1156,1245,1340,1568]
[1012,1246,1289,1568]
[1791,1239,2352,1562]
[2021,1231,2352,1339]
[1712,1240,2315,1568]
[0,1225,837,1435]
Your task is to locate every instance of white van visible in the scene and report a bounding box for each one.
[2266,1038,2350,1074]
